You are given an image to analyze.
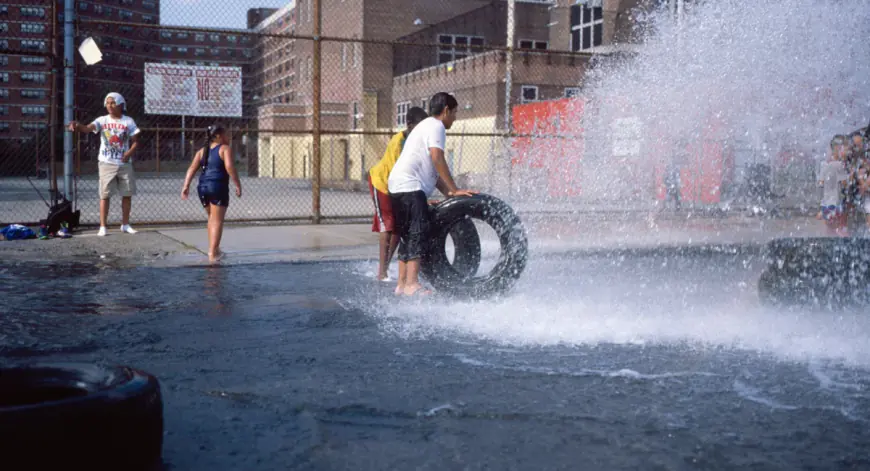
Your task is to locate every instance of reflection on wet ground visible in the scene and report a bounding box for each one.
[1,253,868,470]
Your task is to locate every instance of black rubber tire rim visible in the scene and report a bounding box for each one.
[423,194,528,298]
[0,363,164,471]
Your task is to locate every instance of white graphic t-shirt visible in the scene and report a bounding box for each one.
[91,115,140,165]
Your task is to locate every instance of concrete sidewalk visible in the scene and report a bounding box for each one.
[153,214,833,265]
[1,213,836,268]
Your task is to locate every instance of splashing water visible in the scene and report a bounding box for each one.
[523,0,870,206]
[584,0,869,163]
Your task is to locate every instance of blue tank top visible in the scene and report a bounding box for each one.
[198,144,229,189]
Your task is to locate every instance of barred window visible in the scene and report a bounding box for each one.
[21,23,46,34]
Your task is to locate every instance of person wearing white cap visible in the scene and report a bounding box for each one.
[68,92,141,236]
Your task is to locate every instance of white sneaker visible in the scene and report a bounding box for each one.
[120,224,137,234]
[97,226,107,237]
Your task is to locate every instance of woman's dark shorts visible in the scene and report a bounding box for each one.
[389,190,430,262]
[197,182,229,208]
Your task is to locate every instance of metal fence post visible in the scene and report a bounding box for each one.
[312,0,323,224]
[63,0,74,202]
[504,0,515,131]
[504,0,516,200]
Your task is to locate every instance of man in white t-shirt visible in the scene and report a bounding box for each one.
[387,92,476,297]
[68,92,140,236]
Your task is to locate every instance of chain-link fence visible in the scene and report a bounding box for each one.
[1,0,825,227]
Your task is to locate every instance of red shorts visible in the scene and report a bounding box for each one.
[368,175,394,233]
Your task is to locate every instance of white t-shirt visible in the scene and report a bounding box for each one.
[91,115,140,165]
[819,160,847,207]
[387,117,446,196]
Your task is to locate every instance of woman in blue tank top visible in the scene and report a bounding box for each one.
[181,124,242,262]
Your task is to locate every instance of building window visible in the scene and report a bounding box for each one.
[20,40,47,51]
[564,87,581,98]
[0,23,7,33]
[352,42,359,68]
[195,33,205,42]
[396,101,411,127]
[0,6,7,15]
[20,23,45,34]
[177,47,188,53]
[121,0,134,5]
[437,34,484,64]
[0,56,7,66]
[0,106,7,115]
[21,89,46,99]
[0,123,9,132]
[20,7,46,18]
[210,34,220,42]
[194,48,205,56]
[570,4,603,51]
[352,101,360,129]
[22,123,48,131]
[210,48,219,56]
[143,1,156,10]
[143,15,155,24]
[227,35,237,43]
[119,26,133,33]
[518,39,548,50]
[21,56,47,65]
[120,39,133,50]
[161,46,173,54]
[119,10,133,20]
[177,32,189,40]
[0,73,8,83]
[160,30,173,40]
[0,89,8,98]
[22,106,47,116]
[0,40,7,50]
[520,85,538,103]
[21,72,47,83]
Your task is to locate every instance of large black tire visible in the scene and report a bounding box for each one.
[758,237,870,307]
[423,194,528,298]
[445,215,482,278]
[0,363,164,471]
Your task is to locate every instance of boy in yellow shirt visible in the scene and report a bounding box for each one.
[368,106,429,281]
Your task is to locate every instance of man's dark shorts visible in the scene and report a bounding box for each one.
[389,190,430,262]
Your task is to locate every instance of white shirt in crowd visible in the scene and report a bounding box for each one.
[91,115,140,166]
[387,117,446,197]
[819,160,847,207]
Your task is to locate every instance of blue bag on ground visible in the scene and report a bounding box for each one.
[0,224,36,240]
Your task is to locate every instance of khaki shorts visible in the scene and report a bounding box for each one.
[98,162,136,199]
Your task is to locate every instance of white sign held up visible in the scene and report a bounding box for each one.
[144,63,242,117]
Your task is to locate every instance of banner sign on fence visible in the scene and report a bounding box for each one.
[144,63,242,117]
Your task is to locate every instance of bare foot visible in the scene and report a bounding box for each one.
[394,284,404,296]
[402,284,432,297]
[208,250,223,263]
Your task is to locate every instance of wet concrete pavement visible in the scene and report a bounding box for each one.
[0,213,825,267]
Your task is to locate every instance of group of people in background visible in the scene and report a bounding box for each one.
[67,90,475,277]
[367,92,475,297]
[818,128,870,236]
[69,92,242,263]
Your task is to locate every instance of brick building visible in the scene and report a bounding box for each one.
[0,0,256,176]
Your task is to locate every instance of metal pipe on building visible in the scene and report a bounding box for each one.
[63,0,74,202]
[312,0,322,224]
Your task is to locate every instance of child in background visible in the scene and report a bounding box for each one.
[367,106,429,282]
[817,135,849,236]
